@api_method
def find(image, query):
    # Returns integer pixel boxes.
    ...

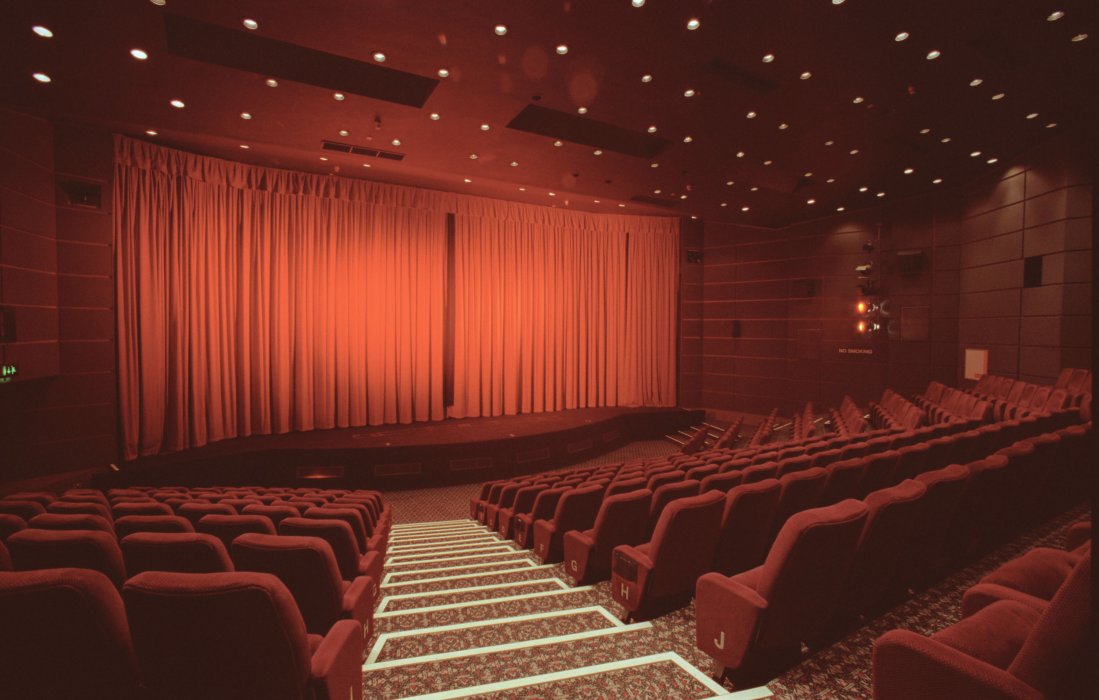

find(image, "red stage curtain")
[448,209,679,418]
[115,137,679,458]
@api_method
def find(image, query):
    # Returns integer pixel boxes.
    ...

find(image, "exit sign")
[0,364,17,384]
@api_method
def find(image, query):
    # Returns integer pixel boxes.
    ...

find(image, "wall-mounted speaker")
[896,249,925,276]
[731,320,742,338]
[1023,255,1043,288]
[0,307,15,343]
[686,249,703,264]
[58,180,102,209]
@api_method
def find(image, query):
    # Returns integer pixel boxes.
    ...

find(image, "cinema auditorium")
[1,1,1094,698]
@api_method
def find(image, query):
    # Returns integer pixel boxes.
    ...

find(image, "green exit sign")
[0,364,17,384]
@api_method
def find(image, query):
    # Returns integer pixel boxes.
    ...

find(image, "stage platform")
[103,407,703,490]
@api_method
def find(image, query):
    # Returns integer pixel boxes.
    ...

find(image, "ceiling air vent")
[321,140,404,161]
[507,105,668,158]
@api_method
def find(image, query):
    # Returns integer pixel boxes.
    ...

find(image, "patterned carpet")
[366,440,1089,699]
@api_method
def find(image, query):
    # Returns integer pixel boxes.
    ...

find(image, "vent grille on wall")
[507,105,668,158]
[322,140,405,161]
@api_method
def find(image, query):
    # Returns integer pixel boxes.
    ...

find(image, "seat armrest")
[358,550,382,584]
[872,629,1042,700]
[961,583,1048,619]
[342,575,376,638]
[310,619,364,700]
[694,572,768,669]
[613,544,654,572]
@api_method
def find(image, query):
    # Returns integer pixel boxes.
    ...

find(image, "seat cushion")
[932,600,1040,670]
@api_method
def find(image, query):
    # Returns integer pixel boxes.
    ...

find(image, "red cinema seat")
[242,504,303,529]
[905,464,971,585]
[771,467,828,536]
[711,479,783,577]
[648,479,701,530]
[0,513,27,541]
[279,517,380,584]
[7,529,127,587]
[604,477,647,498]
[28,513,115,536]
[742,461,780,484]
[0,568,142,699]
[700,470,745,494]
[696,500,869,680]
[469,481,498,519]
[817,458,867,506]
[646,469,686,491]
[121,532,234,575]
[857,450,902,497]
[834,480,927,622]
[124,571,363,700]
[3,492,55,507]
[231,534,375,639]
[948,456,1012,560]
[562,488,652,585]
[961,545,1085,617]
[0,500,46,521]
[112,501,174,519]
[611,490,725,619]
[496,485,545,540]
[873,550,1091,700]
[686,464,720,482]
[304,507,383,555]
[60,490,110,508]
[484,482,525,533]
[776,454,813,477]
[197,514,277,551]
[475,482,510,525]
[114,515,194,539]
[512,487,568,548]
[533,485,604,563]
[0,540,9,570]
[893,442,932,482]
[47,500,113,524]
[177,502,237,529]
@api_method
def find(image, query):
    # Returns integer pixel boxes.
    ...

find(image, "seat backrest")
[527,487,570,522]
[509,485,546,515]
[7,529,127,587]
[177,502,237,528]
[0,539,9,570]
[605,477,646,497]
[120,532,234,575]
[754,499,869,648]
[841,480,927,607]
[646,470,686,491]
[648,479,702,526]
[0,513,28,541]
[112,502,174,518]
[278,517,360,580]
[47,500,113,523]
[230,534,345,635]
[495,483,524,511]
[114,515,195,540]
[776,454,813,477]
[303,507,368,552]
[1009,550,1092,694]
[123,571,312,699]
[0,500,47,521]
[589,488,652,553]
[817,458,867,506]
[2,491,55,507]
[699,470,744,494]
[0,568,141,699]
[28,512,116,535]
[712,478,782,576]
[772,467,828,531]
[645,490,726,597]
[242,505,302,528]
[550,485,605,533]
[197,514,277,551]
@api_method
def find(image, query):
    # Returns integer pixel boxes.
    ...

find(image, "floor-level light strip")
[391,651,732,700]
[387,545,516,564]
[377,577,567,613]
[385,551,529,569]
[381,559,538,585]
[381,564,558,589]
[390,525,489,539]
[390,532,496,545]
[363,621,653,672]
[720,687,775,700]
[374,585,594,618]
[365,606,623,664]
[392,519,472,529]
[388,536,500,553]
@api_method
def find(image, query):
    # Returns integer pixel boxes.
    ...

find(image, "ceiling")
[1,0,1095,227]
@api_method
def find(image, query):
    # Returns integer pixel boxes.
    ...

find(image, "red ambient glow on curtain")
[114,137,679,459]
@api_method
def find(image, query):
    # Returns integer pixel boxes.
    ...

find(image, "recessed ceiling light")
[650,162,659,168]
[593,149,603,155]
[941,136,952,143]
[469,153,478,160]
[825,140,834,146]
[618,203,626,208]
[970,150,981,157]
[832,0,846,4]
[130,48,149,60]
[778,123,789,130]
[32,72,51,83]
[1026,112,1039,119]
[548,192,556,197]
[762,53,775,63]
[746,111,757,118]
[32,25,53,38]
[362,163,371,168]
[577,107,588,114]
[680,194,688,200]
[741,206,750,212]
[919,127,931,134]
[687,18,700,31]
[876,191,886,198]
[170,98,184,108]
[1047,11,1064,21]
[510,161,518,167]
[721,202,728,207]
[837,206,846,211]
[632,0,646,7]
[1071,33,1087,42]
[904,167,915,174]
[750,186,759,192]
[242,18,258,30]
[804,172,813,178]
[852,96,864,104]
[932,178,943,184]
[826,178,835,183]
[373,52,386,63]
[969,78,983,87]
[519,187,526,191]
[265,78,278,87]
[480,123,490,131]
[437,68,450,78]
[986,157,999,164]
[145,129,158,136]
[149,0,166,5]
[800,71,812,80]
[319,156,328,161]
[683,88,696,97]
[641,74,653,82]
[333,92,345,101]
[725,180,734,186]
[992,92,1005,100]
[1046,122,1058,128]
[849,148,859,155]
[429,113,440,120]
[392,139,401,146]
[926,49,941,60]
[647,125,657,133]
[683,136,693,143]
[464,178,472,183]
[494,24,508,36]
[553,140,563,147]
[239,144,250,149]
[763,159,773,165]
[859,186,869,192]
[556,44,569,55]
[895,31,910,42]
[240,112,252,120]
[736,151,745,158]
[807,198,816,205]
[338,129,349,136]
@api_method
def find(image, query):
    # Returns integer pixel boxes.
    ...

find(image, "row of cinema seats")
[917,382,996,424]
[967,370,1091,421]
[0,486,389,699]
[746,408,780,447]
[832,395,870,437]
[790,402,817,442]
[873,520,1092,700]
[870,389,928,431]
